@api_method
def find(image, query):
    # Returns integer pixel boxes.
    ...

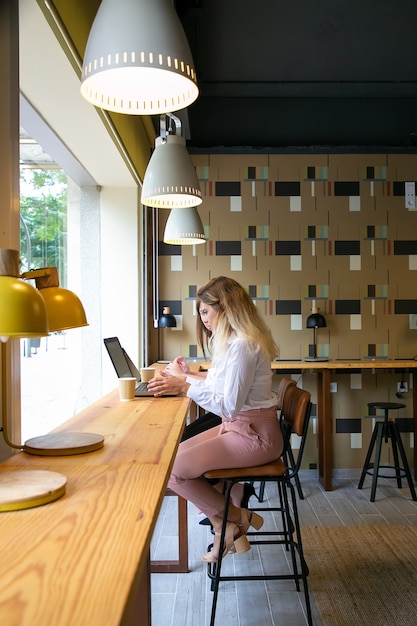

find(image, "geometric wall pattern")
[157,153,417,469]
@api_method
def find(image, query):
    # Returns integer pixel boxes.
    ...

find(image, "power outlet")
[397,382,408,393]
[405,182,416,209]
[330,382,338,393]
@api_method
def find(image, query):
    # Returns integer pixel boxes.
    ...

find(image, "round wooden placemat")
[0,470,67,511]
[24,432,105,456]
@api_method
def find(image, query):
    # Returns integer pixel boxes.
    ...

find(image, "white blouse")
[186,335,276,420]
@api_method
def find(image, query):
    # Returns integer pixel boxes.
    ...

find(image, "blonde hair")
[195,276,279,361]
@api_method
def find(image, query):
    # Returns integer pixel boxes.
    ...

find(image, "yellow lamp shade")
[39,287,88,332]
[20,267,88,333]
[0,276,48,338]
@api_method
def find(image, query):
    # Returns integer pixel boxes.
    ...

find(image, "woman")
[147,276,283,562]
[173,356,255,528]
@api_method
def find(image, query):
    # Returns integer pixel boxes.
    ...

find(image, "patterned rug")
[301,524,417,626]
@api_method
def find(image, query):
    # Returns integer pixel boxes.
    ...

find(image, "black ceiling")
[175,0,417,152]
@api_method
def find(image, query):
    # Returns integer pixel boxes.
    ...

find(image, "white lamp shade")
[80,0,198,114]
[141,134,202,208]
[163,207,206,245]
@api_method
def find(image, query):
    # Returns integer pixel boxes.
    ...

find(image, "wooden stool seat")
[358,402,417,502]
[205,458,286,482]
[367,401,406,412]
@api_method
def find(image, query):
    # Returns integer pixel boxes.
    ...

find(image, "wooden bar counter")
[0,390,189,626]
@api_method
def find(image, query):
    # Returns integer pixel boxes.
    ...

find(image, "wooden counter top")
[271,359,417,370]
[169,358,417,372]
[0,390,189,626]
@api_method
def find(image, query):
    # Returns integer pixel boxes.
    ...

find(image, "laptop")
[103,336,178,397]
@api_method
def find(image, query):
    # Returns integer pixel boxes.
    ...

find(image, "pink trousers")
[168,407,283,519]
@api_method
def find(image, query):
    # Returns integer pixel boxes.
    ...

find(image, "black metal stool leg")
[280,479,300,589]
[283,479,313,623]
[358,420,379,489]
[286,447,304,499]
[208,481,233,625]
[391,422,417,501]
[382,411,390,443]
[388,422,403,488]
[370,422,384,502]
[258,480,266,502]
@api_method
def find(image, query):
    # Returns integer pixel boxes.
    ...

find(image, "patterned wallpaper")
[154,153,417,471]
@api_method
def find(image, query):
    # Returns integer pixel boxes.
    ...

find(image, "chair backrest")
[281,385,311,437]
[280,385,312,476]
[276,376,297,410]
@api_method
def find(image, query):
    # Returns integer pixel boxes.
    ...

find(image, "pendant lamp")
[80,0,198,115]
[141,113,202,208]
[163,207,206,245]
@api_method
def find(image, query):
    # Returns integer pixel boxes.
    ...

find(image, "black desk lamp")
[155,306,177,362]
[305,307,328,361]
[158,306,177,328]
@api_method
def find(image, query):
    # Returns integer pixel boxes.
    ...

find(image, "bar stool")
[203,385,313,626]
[358,402,417,502]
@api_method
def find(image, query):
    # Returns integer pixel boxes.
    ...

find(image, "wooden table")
[271,360,417,490]
[0,390,189,626]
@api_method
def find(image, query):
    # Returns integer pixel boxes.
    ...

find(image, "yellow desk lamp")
[18,266,104,456]
[0,248,66,511]
[1,249,104,464]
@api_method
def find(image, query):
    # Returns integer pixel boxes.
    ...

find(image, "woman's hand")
[166,356,208,381]
[168,356,190,374]
[147,369,189,397]
[164,361,186,377]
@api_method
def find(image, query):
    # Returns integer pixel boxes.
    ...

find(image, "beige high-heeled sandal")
[237,508,264,535]
[214,509,263,558]
[201,521,250,563]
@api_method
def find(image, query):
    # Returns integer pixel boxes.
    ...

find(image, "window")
[19,131,85,441]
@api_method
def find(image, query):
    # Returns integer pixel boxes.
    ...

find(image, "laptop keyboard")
[136,382,149,393]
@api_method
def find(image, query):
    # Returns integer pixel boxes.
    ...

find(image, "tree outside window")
[19,157,83,442]
[20,168,67,281]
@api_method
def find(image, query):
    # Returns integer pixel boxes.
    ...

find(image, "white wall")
[100,186,143,393]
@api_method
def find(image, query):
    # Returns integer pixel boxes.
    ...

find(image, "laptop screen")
[104,337,135,379]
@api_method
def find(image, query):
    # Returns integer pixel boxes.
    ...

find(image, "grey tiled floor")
[150,469,417,626]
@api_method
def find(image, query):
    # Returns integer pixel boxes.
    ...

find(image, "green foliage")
[20,169,68,284]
